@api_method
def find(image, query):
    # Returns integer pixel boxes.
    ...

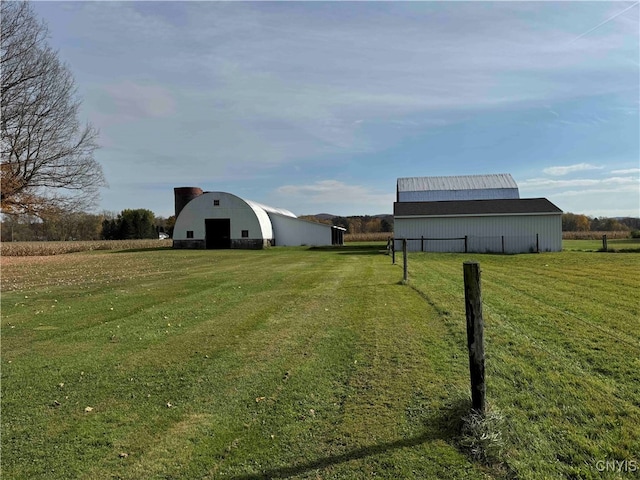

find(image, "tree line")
[0,209,175,242]
[562,213,639,232]
[302,213,638,235]
[2,210,638,242]
[299,215,394,234]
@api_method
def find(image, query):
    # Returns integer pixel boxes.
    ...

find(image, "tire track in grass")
[108,252,360,479]
[209,254,492,479]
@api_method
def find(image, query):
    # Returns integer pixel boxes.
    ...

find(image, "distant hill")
[310,213,392,220]
[314,213,337,221]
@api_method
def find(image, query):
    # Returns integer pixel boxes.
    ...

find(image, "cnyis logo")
[595,459,638,473]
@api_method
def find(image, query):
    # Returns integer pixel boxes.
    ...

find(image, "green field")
[2,245,639,479]
[563,237,640,252]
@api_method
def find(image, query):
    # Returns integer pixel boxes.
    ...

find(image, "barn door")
[205,219,231,249]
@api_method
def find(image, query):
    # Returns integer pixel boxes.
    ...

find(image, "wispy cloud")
[520,171,639,218]
[611,168,640,175]
[275,180,394,214]
[102,81,175,119]
[69,1,639,166]
[542,163,603,176]
[31,1,638,217]
[552,185,639,197]
[520,176,636,189]
[277,180,391,203]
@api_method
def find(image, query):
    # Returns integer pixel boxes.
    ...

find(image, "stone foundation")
[172,239,271,249]
[172,239,206,249]
[230,238,271,249]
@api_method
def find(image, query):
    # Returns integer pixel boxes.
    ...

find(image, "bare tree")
[1,1,105,217]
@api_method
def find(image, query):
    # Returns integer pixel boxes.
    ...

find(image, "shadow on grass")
[308,245,388,256]
[227,398,471,480]
[109,246,174,254]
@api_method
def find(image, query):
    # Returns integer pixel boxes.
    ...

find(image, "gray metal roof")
[394,198,562,217]
[397,174,518,193]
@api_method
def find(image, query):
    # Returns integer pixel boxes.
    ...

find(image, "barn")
[394,174,562,253]
[172,188,344,249]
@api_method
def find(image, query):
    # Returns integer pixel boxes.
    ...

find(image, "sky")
[31,0,640,218]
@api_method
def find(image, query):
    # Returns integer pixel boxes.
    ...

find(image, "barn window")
[214,199,220,206]
[186,230,194,238]
[241,230,249,238]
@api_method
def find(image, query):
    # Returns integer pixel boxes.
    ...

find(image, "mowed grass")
[403,250,640,479]
[1,245,639,479]
[563,237,640,252]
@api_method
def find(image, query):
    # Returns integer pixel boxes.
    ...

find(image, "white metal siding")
[268,213,332,246]
[395,214,562,253]
[174,191,335,247]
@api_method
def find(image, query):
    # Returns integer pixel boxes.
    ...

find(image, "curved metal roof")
[244,199,296,219]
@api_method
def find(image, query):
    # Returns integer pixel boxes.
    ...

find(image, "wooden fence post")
[536,233,540,253]
[602,234,608,251]
[464,235,468,253]
[421,235,424,252]
[463,261,486,415]
[501,235,505,254]
[402,238,408,283]
[392,240,396,264]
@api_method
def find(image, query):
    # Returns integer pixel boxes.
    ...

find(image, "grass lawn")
[563,237,640,252]
[2,245,639,479]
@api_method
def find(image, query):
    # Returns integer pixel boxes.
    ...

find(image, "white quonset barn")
[394,174,562,253]
[172,188,344,249]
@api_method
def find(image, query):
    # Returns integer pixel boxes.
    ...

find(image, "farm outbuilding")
[172,188,344,249]
[394,174,562,253]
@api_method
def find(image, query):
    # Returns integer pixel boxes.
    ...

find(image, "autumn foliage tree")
[1,1,105,217]
[562,213,591,232]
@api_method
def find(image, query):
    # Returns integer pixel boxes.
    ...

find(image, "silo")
[174,187,203,218]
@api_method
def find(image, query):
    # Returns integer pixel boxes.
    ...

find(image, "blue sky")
[32,1,639,218]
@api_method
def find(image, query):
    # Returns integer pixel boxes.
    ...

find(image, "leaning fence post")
[402,238,408,283]
[463,261,486,415]
[602,234,608,252]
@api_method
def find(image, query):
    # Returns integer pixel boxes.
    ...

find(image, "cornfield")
[0,239,172,256]
[561,231,631,240]
[1,232,630,255]
[344,232,393,243]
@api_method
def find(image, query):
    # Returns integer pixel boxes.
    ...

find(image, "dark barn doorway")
[205,218,231,249]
